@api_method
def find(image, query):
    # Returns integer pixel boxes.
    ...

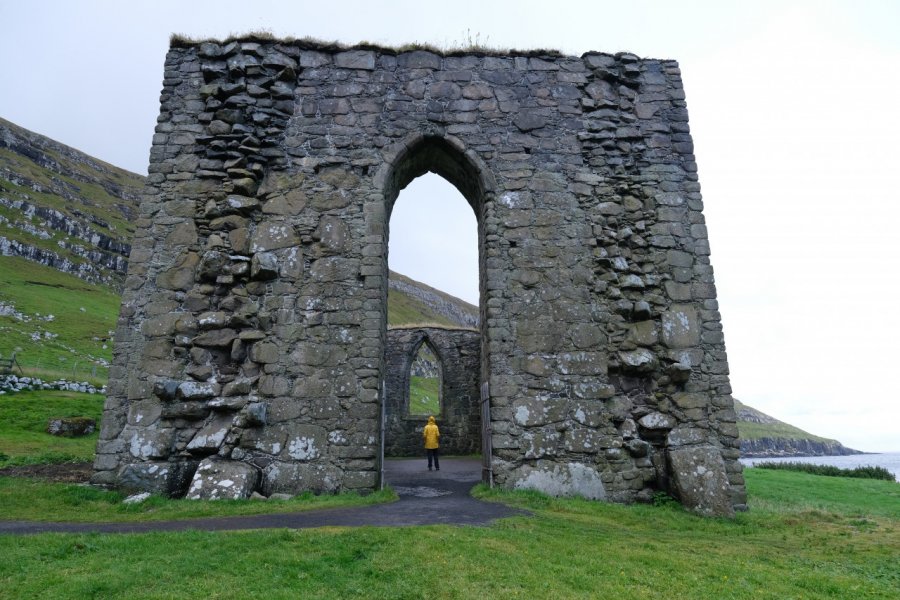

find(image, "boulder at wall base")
[667,445,734,517]
[186,458,259,500]
[115,460,197,496]
[508,460,607,500]
[261,460,342,496]
[47,417,96,437]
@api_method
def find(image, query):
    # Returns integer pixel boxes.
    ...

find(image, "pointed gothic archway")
[376,133,496,489]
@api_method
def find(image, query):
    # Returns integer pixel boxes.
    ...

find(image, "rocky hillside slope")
[0,117,143,291]
[388,270,478,328]
[735,399,861,457]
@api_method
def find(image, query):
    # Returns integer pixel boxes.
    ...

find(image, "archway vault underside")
[93,39,745,517]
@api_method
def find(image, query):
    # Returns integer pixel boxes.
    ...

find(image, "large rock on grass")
[47,417,96,437]
[668,446,733,517]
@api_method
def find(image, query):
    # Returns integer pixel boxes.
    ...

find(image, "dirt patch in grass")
[0,461,92,483]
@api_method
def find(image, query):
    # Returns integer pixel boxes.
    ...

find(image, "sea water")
[740,452,900,481]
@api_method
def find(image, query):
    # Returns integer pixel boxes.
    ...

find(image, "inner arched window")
[408,340,441,417]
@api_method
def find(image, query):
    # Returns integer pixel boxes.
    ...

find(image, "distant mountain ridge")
[0,117,143,291]
[735,399,861,457]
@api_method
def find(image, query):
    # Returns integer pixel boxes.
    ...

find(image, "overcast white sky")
[2,0,898,452]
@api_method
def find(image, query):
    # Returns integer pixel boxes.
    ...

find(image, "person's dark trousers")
[427,449,440,470]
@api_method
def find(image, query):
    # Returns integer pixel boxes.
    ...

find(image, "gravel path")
[0,457,525,535]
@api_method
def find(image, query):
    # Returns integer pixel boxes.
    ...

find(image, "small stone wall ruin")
[383,327,481,457]
[93,38,745,516]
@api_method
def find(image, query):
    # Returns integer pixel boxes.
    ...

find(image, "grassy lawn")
[0,389,103,463]
[0,471,897,598]
[0,477,396,523]
[0,390,897,598]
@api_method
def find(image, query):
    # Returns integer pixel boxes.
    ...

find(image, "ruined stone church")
[93,37,744,516]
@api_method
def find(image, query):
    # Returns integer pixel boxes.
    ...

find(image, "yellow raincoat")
[423,416,440,449]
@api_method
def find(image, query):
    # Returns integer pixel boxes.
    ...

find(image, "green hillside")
[388,270,478,329]
[0,255,119,383]
[0,117,143,291]
[388,287,461,327]
[0,146,139,238]
[737,418,832,443]
[733,399,832,442]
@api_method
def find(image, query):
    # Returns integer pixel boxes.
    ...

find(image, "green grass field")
[0,389,898,598]
[0,389,103,464]
[0,473,896,598]
[0,256,119,383]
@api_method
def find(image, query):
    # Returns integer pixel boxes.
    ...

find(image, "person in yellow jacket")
[423,415,440,471]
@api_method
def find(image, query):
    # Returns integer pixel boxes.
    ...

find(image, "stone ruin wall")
[93,38,745,515]
[384,327,481,457]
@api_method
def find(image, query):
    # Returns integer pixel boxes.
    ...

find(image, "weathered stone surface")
[668,446,734,517]
[186,458,259,500]
[618,349,658,374]
[334,50,376,70]
[126,426,173,459]
[673,392,708,410]
[261,460,342,495]
[177,381,220,399]
[155,252,198,290]
[186,414,233,453]
[225,194,260,214]
[117,462,172,493]
[197,251,229,281]
[96,40,741,516]
[250,221,299,252]
[661,305,701,348]
[638,412,676,431]
[251,252,278,279]
[192,329,237,348]
[628,321,658,346]
[47,417,95,437]
[509,460,606,500]
[117,460,195,496]
[123,492,151,504]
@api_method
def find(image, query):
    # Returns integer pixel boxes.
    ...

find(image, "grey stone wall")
[384,327,480,457]
[93,39,744,515]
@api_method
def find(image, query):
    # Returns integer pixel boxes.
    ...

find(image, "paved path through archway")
[0,458,524,535]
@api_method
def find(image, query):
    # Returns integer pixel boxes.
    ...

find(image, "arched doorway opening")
[377,135,492,491]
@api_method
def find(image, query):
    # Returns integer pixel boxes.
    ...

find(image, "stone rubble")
[0,375,106,395]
